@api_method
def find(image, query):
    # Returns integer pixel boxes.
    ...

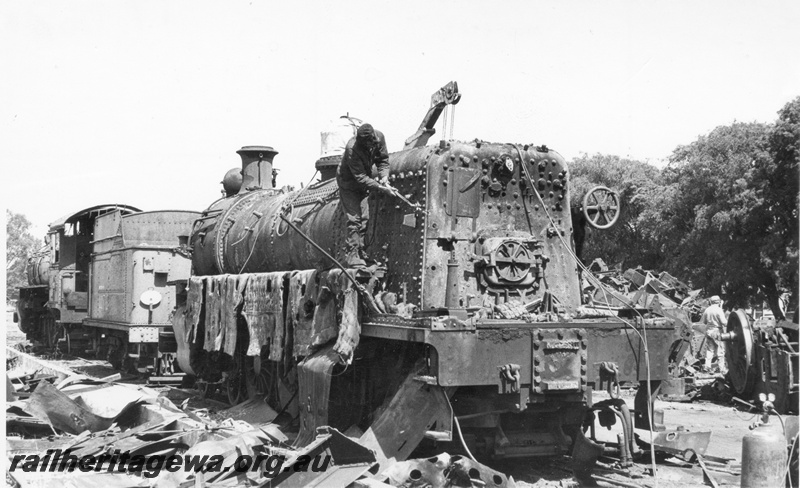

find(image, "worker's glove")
[378,176,389,185]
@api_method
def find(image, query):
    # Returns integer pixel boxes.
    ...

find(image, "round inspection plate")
[140,289,162,307]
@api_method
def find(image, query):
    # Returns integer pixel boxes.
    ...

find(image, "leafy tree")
[761,97,800,314]
[658,109,798,319]
[569,154,664,269]
[6,210,41,302]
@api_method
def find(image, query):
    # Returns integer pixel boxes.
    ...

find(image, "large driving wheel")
[724,310,755,396]
[582,186,620,229]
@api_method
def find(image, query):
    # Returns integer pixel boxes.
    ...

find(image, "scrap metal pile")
[582,259,698,372]
[582,259,799,414]
[5,346,520,488]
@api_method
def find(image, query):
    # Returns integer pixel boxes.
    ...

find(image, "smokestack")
[237,146,278,193]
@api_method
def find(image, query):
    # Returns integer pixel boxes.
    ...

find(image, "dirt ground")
[4,315,762,487]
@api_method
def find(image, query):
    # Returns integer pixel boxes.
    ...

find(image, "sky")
[2,0,799,240]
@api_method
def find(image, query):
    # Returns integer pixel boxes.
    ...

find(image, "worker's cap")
[357,123,376,140]
[709,295,721,304]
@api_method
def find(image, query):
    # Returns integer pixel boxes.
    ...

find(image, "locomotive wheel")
[245,355,276,402]
[198,380,216,399]
[582,186,620,229]
[44,317,61,349]
[225,350,247,406]
[108,342,126,371]
[724,309,755,396]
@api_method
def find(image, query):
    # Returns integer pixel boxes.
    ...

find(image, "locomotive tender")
[178,82,679,464]
[15,205,200,377]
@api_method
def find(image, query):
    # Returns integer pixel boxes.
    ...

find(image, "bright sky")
[2,0,799,239]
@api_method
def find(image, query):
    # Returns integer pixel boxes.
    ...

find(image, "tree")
[658,109,798,319]
[6,210,41,302]
[569,154,664,269]
[760,97,800,314]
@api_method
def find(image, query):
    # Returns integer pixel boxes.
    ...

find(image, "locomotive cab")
[16,204,141,347]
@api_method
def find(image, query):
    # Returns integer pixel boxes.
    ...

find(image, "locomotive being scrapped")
[177,83,681,466]
[15,205,200,378]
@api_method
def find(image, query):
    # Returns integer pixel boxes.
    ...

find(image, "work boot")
[345,250,366,268]
[359,249,376,265]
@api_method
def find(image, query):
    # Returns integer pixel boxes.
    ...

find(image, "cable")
[514,144,659,486]
[442,105,449,142]
[772,410,787,437]
[785,433,798,488]
[275,170,319,238]
[449,105,456,141]
[453,415,477,462]
[238,170,321,273]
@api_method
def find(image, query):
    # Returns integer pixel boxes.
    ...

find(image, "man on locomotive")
[336,123,398,267]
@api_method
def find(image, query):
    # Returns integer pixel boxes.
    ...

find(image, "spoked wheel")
[582,186,621,229]
[197,380,218,399]
[245,355,280,404]
[44,317,63,350]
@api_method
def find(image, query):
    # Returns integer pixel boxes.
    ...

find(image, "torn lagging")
[242,272,286,358]
[203,275,224,352]
[285,269,315,362]
[309,270,339,350]
[331,269,361,364]
[221,274,247,356]
[185,276,205,343]
[292,270,320,358]
[308,269,361,364]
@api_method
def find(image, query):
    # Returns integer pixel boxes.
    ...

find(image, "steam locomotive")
[15,205,200,378]
[175,82,681,464]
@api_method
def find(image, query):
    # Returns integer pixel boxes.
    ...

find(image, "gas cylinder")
[741,420,788,488]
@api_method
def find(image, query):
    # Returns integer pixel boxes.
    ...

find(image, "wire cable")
[513,144,659,486]
[453,415,477,462]
[449,105,456,141]
[785,433,798,488]
[238,170,320,273]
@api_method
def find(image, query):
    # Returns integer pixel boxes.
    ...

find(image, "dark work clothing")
[339,186,369,253]
[336,130,389,191]
[336,129,389,259]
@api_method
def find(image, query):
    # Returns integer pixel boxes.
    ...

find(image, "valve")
[582,186,620,229]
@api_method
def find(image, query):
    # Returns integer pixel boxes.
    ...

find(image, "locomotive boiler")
[177,83,679,467]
